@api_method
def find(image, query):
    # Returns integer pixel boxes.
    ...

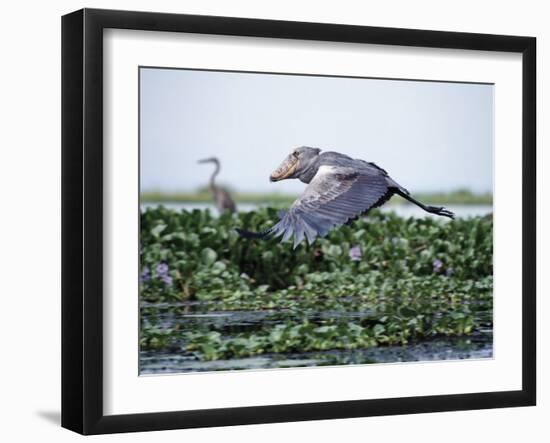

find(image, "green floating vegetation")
[140,188,492,206]
[140,207,493,361]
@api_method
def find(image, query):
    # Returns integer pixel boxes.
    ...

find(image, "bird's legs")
[395,190,455,219]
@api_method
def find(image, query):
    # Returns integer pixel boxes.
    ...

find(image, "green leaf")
[373,324,386,336]
[201,248,218,265]
[212,261,227,273]
[151,224,167,238]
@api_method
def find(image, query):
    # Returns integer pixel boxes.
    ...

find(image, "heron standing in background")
[198,157,236,213]
[237,146,454,248]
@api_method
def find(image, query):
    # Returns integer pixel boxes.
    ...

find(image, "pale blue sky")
[140,68,493,195]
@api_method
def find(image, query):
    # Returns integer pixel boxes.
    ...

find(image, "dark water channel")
[140,301,492,375]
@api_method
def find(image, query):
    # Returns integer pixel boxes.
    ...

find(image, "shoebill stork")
[198,157,236,214]
[237,147,454,248]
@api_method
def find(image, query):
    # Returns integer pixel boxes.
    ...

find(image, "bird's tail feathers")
[387,177,409,195]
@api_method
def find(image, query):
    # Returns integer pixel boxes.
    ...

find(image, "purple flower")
[156,262,169,276]
[161,274,173,286]
[156,262,173,286]
[432,259,443,273]
[140,266,151,283]
[349,245,362,262]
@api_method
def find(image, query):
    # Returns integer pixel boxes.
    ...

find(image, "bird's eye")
[292,151,299,158]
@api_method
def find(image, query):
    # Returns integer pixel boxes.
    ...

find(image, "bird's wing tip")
[235,227,271,239]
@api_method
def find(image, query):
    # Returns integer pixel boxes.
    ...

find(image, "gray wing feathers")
[268,166,390,248]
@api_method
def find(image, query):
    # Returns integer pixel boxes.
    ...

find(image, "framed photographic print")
[61,8,536,435]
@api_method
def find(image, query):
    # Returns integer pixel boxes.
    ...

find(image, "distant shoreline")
[140,190,493,206]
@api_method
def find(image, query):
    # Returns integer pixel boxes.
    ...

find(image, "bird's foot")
[426,205,455,219]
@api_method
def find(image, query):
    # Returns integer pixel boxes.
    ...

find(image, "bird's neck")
[298,158,321,184]
[209,162,220,190]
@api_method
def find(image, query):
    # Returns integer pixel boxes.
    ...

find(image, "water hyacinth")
[156,262,173,286]
[140,266,151,283]
[432,259,443,273]
[139,207,493,367]
[349,245,362,261]
[156,262,169,276]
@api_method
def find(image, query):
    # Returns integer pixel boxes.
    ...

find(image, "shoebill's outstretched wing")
[237,165,392,248]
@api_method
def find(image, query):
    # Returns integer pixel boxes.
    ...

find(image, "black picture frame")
[62,8,536,435]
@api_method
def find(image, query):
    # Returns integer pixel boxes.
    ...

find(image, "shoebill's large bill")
[237,146,454,248]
